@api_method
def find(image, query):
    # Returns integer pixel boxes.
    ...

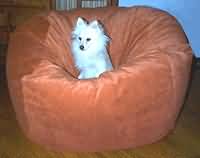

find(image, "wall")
[119,0,200,57]
[11,0,50,26]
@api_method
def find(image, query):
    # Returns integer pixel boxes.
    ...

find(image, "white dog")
[71,17,113,79]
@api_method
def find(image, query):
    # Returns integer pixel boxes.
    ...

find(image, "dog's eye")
[86,38,91,42]
[78,37,82,41]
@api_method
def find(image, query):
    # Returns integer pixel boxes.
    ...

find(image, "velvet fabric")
[6,6,193,152]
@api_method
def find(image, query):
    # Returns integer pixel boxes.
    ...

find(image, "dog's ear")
[89,20,99,28]
[90,20,104,32]
[76,17,86,27]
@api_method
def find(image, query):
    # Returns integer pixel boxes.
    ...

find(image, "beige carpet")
[0,69,200,158]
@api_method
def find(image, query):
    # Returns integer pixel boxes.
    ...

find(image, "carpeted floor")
[0,58,200,157]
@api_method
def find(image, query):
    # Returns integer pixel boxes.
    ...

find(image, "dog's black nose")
[80,45,84,50]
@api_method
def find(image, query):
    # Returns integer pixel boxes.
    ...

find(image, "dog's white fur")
[71,17,113,79]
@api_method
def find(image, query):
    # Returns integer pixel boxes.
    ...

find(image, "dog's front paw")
[78,73,84,79]
[78,71,100,79]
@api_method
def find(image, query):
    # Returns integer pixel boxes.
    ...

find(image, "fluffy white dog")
[71,17,113,79]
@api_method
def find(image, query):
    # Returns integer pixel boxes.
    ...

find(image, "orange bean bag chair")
[7,6,193,152]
